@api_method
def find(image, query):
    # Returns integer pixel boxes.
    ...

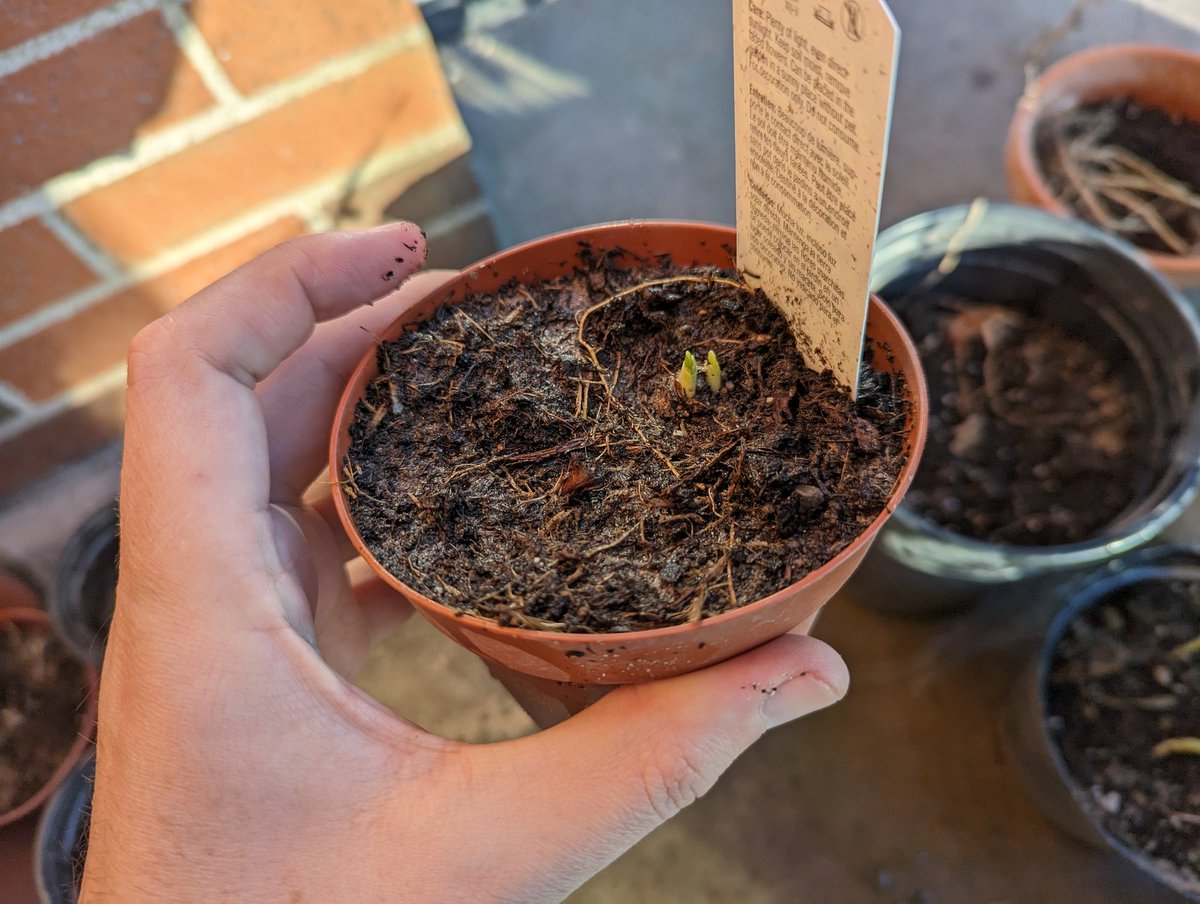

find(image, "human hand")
[85,224,849,903]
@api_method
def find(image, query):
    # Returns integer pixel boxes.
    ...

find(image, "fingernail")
[760,670,848,729]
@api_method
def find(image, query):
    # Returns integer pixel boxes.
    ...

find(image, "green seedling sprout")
[1152,737,1200,759]
[677,351,697,398]
[705,350,721,393]
[1170,633,1200,661]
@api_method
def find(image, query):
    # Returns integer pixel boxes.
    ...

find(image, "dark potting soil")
[345,255,910,632]
[0,622,88,813]
[884,291,1152,546]
[1037,98,1200,255]
[1046,579,1200,886]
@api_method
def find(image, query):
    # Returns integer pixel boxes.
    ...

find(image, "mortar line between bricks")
[421,197,493,241]
[0,122,469,352]
[0,365,128,446]
[304,209,337,233]
[0,384,34,416]
[0,23,430,231]
[0,0,159,80]
[0,280,121,351]
[158,0,243,106]
[38,209,124,279]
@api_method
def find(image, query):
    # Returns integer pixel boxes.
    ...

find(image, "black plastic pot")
[49,503,118,668]
[33,750,93,904]
[850,203,1200,616]
[1005,545,1200,901]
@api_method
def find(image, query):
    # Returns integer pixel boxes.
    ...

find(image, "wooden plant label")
[733,0,899,395]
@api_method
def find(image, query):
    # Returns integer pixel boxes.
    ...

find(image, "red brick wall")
[0,0,470,498]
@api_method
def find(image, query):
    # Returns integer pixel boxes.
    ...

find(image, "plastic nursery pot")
[0,609,98,829]
[34,750,93,904]
[847,202,1200,617]
[49,502,119,668]
[1005,546,1200,901]
[1006,43,1200,288]
[330,221,928,726]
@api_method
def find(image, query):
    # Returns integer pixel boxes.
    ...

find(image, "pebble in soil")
[345,254,910,633]
[1046,579,1200,888]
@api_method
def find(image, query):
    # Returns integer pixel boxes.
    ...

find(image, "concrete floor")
[446,0,1200,243]
[4,0,1200,901]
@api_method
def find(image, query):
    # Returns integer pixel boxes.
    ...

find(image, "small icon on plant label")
[841,0,864,40]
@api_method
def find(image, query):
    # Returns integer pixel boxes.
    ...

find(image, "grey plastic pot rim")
[877,475,1200,583]
[870,202,1200,584]
[33,749,93,904]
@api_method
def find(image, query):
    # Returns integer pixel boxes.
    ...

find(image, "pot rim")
[1033,546,1200,900]
[329,219,927,645]
[50,501,119,668]
[33,748,95,904]
[0,607,98,829]
[872,202,1200,579]
[1007,42,1200,277]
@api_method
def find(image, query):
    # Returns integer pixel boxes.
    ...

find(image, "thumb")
[477,632,847,901]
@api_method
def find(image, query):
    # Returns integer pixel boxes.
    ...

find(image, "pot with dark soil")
[1006,546,1200,901]
[50,502,119,668]
[34,750,93,904]
[0,608,97,828]
[1007,43,1200,287]
[331,221,927,724]
[848,203,1200,615]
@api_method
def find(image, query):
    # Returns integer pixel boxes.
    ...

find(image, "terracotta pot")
[0,562,42,612]
[0,609,98,829]
[330,221,927,721]
[1006,43,1200,288]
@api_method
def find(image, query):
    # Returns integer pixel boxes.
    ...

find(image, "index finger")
[143,222,427,388]
[120,223,427,582]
